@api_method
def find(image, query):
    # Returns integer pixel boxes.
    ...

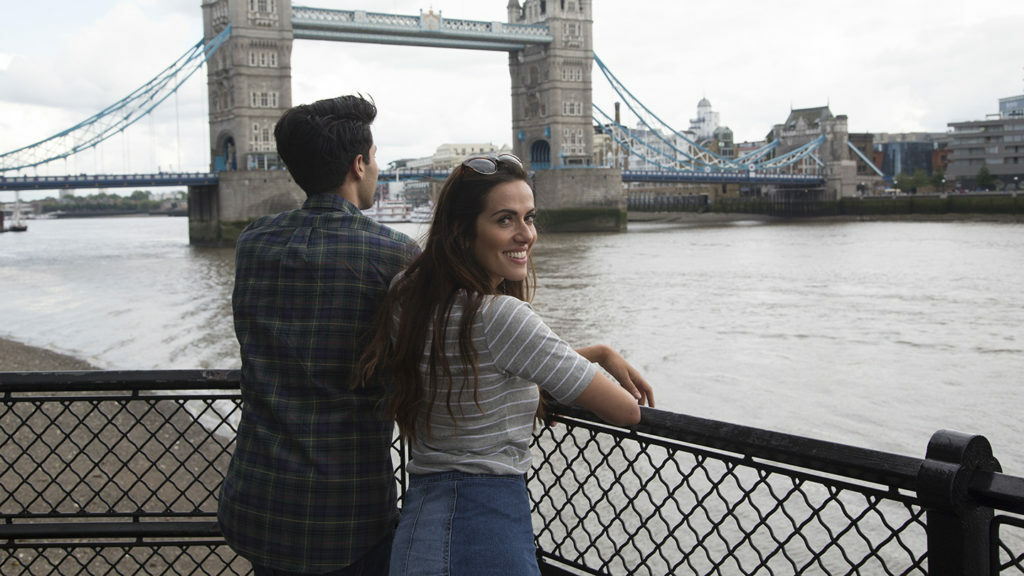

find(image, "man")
[219,95,420,575]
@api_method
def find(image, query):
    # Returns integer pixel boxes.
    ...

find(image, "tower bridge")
[1,1,877,244]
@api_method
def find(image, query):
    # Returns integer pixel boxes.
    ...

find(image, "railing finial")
[918,429,1002,575]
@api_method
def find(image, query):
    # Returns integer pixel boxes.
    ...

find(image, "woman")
[361,153,654,575]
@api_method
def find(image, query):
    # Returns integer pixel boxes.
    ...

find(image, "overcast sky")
[2,0,1023,198]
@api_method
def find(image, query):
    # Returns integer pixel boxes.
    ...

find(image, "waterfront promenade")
[0,336,96,371]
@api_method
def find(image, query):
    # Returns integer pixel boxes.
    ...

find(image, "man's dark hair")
[274,95,377,196]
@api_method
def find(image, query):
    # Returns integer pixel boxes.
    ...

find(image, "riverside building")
[946,94,1024,190]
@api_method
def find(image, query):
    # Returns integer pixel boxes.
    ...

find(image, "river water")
[1,215,1022,471]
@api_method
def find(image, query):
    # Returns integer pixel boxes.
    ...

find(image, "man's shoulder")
[356,222,421,260]
[358,220,415,244]
[239,208,300,234]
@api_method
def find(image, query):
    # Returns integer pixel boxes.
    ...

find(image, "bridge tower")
[193,0,303,245]
[201,0,293,172]
[771,106,861,200]
[507,0,625,231]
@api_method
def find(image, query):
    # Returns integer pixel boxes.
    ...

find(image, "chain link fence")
[3,371,1023,575]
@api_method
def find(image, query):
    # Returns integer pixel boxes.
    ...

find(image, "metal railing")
[3,371,1023,575]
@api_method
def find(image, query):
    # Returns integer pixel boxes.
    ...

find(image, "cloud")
[2,4,195,111]
[4,0,1024,179]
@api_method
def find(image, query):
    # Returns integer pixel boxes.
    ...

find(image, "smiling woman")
[357,153,653,575]
[472,179,536,288]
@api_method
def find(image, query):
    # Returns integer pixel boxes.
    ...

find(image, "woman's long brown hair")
[359,158,535,442]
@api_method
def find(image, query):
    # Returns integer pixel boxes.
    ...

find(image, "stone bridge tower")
[507,0,592,169]
[507,0,625,231]
[193,0,303,245]
[201,0,293,172]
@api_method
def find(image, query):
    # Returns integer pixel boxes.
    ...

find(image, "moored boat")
[362,199,411,223]
[3,191,28,232]
[409,203,433,224]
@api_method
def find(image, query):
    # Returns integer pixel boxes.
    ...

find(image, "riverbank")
[0,336,97,371]
[627,210,1022,224]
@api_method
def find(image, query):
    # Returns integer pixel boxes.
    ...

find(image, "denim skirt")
[389,471,541,576]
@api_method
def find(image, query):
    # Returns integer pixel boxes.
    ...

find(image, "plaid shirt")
[219,193,419,572]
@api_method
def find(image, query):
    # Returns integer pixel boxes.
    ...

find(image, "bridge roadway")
[0,169,825,192]
[0,172,219,192]
[290,6,553,51]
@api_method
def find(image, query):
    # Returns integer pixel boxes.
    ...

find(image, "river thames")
[1,215,1022,471]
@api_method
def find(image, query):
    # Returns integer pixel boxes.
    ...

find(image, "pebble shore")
[0,336,97,371]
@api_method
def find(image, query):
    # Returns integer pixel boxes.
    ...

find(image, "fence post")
[917,430,1002,576]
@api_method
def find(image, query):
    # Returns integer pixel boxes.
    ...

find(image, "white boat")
[409,203,433,224]
[5,191,28,232]
[362,199,410,223]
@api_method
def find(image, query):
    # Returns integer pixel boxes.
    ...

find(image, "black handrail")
[3,370,1023,575]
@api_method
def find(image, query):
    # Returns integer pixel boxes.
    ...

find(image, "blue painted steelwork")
[594,54,825,175]
[846,140,886,177]
[594,104,696,172]
[595,102,825,178]
[0,172,218,192]
[0,27,231,174]
[595,55,749,169]
[379,164,824,186]
[291,6,551,51]
[755,134,826,170]
[378,168,450,181]
[622,169,824,186]
[0,9,826,190]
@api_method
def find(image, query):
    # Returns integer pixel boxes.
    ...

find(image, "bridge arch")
[215,134,237,172]
[530,140,551,169]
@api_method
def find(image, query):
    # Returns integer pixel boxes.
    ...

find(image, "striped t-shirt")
[405,294,596,475]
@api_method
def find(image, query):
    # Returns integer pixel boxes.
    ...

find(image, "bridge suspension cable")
[0,26,231,174]
[592,53,824,174]
[593,103,683,170]
[593,53,744,170]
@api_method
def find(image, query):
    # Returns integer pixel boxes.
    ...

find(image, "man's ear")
[351,153,366,180]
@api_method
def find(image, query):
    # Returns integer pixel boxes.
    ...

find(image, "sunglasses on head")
[461,153,524,175]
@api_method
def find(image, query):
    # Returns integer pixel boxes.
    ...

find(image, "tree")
[894,170,928,193]
[929,171,946,191]
[976,164,997,191]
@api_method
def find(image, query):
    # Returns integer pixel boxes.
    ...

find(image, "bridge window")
[562,128,585,156]
[562,22,583,48]
[249,0,276,13]
[252,122,275,153]
[562,100,584,116]
[212,3,229,28]
[561,66,583,82]
[248,154,285,171]
[250,91,280,108]
[248,50,279,68]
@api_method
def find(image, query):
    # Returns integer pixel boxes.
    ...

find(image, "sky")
[2,0,1023,200]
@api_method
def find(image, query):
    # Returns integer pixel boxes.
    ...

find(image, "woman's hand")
[576,345,655,408]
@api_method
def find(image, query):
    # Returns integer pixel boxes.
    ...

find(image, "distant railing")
[290,6,552,51]
[2,371,1023,575]
[0,172,219,191]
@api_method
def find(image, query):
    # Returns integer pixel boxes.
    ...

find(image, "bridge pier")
[188,171,303,246]
[532,168,626,232]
